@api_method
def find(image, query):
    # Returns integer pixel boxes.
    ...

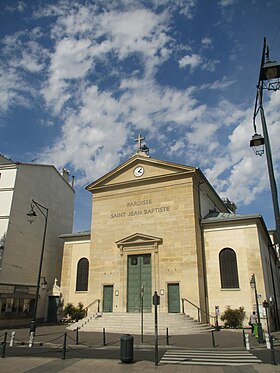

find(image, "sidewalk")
[1,323,277,349]
[1,356,279,373]
[0,324,279,373]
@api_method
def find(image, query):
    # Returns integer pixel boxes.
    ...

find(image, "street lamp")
[26,199,48,334]
[250,37,280,248]
[250,274,264,343]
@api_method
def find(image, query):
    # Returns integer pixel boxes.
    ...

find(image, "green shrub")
[220,306,246,328]
[63,302,86,321]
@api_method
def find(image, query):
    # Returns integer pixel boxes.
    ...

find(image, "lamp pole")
[250,37,280,247]
[250,37,280,331]
[257,79,280,248]
[250,274,264,343]
[27,199,48,334]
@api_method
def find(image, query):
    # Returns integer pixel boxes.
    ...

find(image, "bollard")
[62,333,67,359]
[29,332,35,347]
[166,327,169,345]
[9,331,16,347]
[103,328,106,346]
[1,332,8,358]
[245,334,250,350]
[242,329,246,347]
[211,330,216,348]
[265,333,271,349]
[270,336,277,366]
[76,327,79,345]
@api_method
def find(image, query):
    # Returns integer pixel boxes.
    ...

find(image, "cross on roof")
[135,134,145,152]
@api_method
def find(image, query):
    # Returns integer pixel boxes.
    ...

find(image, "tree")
[63,302,86,321]
[220,306,246,328]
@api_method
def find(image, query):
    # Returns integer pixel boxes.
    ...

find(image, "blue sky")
[1,0,280,232]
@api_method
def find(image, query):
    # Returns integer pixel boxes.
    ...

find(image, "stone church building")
[60,139,280,330]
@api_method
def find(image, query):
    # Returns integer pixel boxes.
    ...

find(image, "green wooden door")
[168,283,180,313]
[127,254,151,313]
[103,285,113,312]
[47,296,59,323]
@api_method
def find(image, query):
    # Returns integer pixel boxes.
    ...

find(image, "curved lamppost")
[250,37,280,248]
[250,37,280,330]
[26,199,48,334]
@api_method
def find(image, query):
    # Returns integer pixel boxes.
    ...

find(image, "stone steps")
[68,313,212,335]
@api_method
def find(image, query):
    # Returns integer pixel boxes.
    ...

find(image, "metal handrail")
[181,298,215,324]
[84,299,101,316]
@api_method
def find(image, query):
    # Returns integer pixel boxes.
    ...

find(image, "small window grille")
[143,255,150,265]
[131,257,138,265]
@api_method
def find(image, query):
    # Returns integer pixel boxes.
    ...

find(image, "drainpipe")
[197,181,209,323]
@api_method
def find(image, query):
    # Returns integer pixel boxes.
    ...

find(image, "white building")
[0,154,75,327]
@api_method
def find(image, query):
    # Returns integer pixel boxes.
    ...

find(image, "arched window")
[76,258,89,291]
[219,248,239,289]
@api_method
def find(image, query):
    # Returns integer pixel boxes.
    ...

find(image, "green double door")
[127,254,152,313]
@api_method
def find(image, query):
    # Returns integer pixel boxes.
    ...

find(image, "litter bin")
[120,334,134,363]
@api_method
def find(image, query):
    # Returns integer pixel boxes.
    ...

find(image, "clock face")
[134,166,144,177]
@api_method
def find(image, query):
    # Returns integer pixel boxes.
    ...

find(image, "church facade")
[60,145,280,329]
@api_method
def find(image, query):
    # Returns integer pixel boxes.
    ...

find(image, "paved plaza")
[0,324,280,372]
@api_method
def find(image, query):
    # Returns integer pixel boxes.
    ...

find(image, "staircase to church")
[67,312,212,335]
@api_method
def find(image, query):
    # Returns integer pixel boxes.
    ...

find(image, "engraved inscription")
[111,199,171,219]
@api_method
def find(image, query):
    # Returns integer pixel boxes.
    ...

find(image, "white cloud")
[41,38,94,113]
[202,92,280,208]
[154,0,197,18]
[167,140,185,156]
[204,156,232,188]
[40,6,171,115]
[5,1,26,13]
[218,0,237,6]
[179,53,203,70]
[0,30,47,113]
[0,64,30,113]
[208,77,235,90]
[40,84,130,183]
[2,32,46,73]
[201,37,212,48]
[202,59,220,72]
[1,0,279,223]
[179,53,219,72]
[220,157,268,205]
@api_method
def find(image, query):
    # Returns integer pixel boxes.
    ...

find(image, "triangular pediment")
[116,232,162,248]
[86,155,196,192]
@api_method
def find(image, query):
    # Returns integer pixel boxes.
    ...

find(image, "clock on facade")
[133,166,144,177]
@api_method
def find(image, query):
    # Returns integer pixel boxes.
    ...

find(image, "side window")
[76,258,89,291]
[219,248,239,289]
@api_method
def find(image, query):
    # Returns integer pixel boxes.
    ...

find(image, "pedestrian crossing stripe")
[160,350,262,366]
[164,351,254,356]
